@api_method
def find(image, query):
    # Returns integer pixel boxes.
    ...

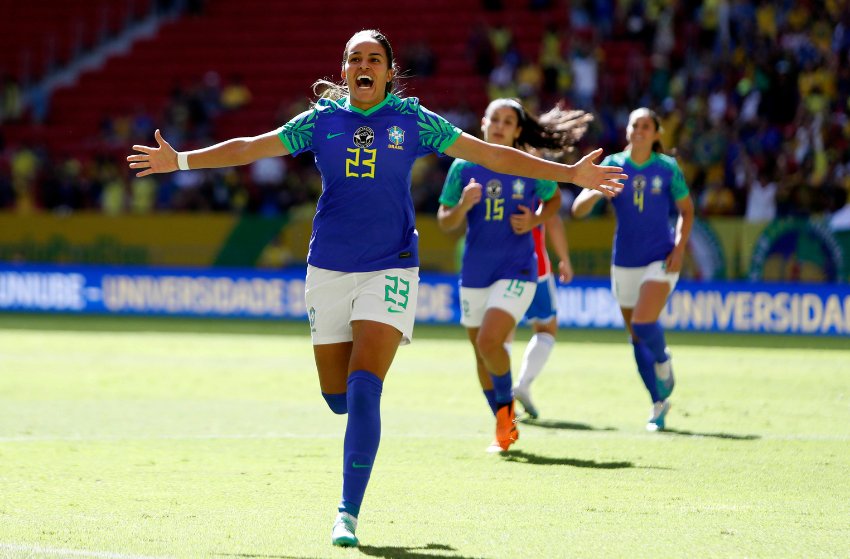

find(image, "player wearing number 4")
[128,30,625,548]
[572,107,694,432]
[437,98,593,452]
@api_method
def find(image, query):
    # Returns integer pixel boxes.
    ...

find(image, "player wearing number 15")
[437,99,595,453]
[127,30,625,548]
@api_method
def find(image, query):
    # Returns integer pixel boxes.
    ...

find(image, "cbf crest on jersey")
[651,175,663,194]
[486,179,503,199]
[354,126,374,148]
[633,175,647,192]
[387,125,405,151]
[511,178,526,199]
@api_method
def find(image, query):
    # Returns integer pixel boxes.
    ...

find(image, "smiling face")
[481,103,522,147]
[341,32,394,110]
[626,109,660,154]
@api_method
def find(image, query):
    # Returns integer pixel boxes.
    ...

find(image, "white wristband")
[177,152,190,171]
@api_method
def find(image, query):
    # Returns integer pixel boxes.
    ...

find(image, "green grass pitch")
[0,314,848,559]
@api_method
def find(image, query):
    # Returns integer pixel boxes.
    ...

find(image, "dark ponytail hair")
[485,98,592,157]
[627,107,664,153]
[312,29,401,103]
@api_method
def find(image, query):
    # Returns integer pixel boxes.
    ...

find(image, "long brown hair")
[485,98,592,157]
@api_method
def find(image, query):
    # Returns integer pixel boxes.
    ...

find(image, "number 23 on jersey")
[346,148,377,178]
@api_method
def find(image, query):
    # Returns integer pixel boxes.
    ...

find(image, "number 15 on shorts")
[384,275,410,313]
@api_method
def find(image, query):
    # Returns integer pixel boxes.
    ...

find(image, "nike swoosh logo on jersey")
[326,132,345,139]
[387,307,404,314]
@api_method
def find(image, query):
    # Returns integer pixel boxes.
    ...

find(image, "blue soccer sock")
[322,392,348,415]
[632,321,669,363]
[338,369,383,518]
[489,370,514,406]
[483,389,498,415]
[632,340,661,403]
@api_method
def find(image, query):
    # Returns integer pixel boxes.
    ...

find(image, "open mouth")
[355,75,374,89]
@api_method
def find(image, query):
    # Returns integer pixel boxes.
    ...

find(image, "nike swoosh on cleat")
[351,462,371,469]
[327,132,345,139]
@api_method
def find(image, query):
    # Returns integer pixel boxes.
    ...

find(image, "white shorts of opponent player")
[460,279,537,328]
[305,265,419,345]
[524,274,557,324]
[611,260,679,308]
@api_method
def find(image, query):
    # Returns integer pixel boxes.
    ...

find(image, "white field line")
[0,542,171,559]
[0,432,848,443]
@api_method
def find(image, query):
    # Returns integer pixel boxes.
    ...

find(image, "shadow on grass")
[501,449,634,469]
[661,428,760,440]
[518,417,617,432]
[359,542,483,559]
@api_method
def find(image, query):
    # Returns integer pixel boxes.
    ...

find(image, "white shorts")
[305,265,419,346]
[611,261,679,308]
[459,279,537,328]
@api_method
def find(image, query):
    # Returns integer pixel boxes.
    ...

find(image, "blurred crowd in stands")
[1,0,849,228]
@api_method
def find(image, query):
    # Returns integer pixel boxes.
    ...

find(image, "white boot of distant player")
[514,332,555,419]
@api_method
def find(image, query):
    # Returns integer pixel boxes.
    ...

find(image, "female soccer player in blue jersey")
[128,30,625,547]
[437,99,590,452]
[572,107,694,432]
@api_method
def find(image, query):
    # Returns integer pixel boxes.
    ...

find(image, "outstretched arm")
[127,129,288,177]
[444,133,626,198]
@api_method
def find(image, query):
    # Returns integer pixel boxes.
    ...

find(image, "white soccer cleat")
[514,385,539,419]
[646,400,671,432]
[486,440,504,453]
[331,511,358,547]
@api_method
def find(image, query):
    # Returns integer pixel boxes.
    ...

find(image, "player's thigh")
[349,320,402,381]
[633,261,679,322]
[313,342,352,394]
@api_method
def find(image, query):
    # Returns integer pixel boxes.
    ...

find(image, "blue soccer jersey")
[603,151,690,267]
[439,160,558,287]
[277,94,460,272]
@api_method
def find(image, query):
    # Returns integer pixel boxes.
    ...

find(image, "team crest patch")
[486,179,503,199]
[651,175,663,194]
[512,178,526,199]
[387,125,405,150]
[633,175,647,192]
[353,126,374,148]
[308,306,316,333]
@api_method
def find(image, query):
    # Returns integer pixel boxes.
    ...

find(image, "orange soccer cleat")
[495,400,520,451]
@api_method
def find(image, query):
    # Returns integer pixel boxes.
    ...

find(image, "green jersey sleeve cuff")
[277,130,295,154]
[436,127,462,153]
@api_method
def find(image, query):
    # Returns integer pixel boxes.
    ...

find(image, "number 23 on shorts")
[384,275,409,313]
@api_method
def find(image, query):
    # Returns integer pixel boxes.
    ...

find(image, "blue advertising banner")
[1,264,848,336]
[556,278,850,336]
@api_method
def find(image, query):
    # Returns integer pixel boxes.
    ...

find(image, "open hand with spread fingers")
[126,129,179,177]
[571,148,627,198]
